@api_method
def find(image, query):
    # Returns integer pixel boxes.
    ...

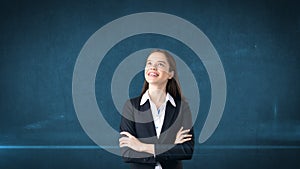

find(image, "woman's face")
[144,52,174,87]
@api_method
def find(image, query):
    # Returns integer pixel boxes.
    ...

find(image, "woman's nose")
[149,65,157,70]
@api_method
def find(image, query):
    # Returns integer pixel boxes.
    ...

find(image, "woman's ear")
[169,71,174,79]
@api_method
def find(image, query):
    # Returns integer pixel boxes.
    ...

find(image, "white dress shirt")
[140,90,176,169]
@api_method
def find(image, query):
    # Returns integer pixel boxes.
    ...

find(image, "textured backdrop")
[0,0,299,168]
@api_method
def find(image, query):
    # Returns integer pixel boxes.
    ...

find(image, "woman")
[119,49,194,169]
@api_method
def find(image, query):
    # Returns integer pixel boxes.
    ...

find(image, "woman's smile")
[147,71,159,77]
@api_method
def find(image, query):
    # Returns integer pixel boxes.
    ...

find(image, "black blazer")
[120,96,194,169]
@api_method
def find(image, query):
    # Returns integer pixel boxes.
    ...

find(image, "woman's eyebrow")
[146,60,166,64]
[157,61,167,64]
[146,59,167,65]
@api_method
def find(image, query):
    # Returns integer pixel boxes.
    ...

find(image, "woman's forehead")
[147,52,168,62]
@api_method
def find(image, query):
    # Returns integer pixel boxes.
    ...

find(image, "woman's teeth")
[149,72,158,77]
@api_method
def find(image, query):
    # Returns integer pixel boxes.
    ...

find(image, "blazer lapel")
[161,101,177,134]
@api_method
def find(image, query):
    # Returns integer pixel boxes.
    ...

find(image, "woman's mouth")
[148,72,159,77]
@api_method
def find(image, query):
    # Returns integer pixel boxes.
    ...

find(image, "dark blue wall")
[0,0,299,168]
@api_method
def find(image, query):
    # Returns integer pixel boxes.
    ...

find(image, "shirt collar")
[140,90,176,107]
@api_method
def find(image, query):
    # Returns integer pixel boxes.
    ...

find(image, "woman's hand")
[119,131,154,154]
[119,131,143,152]
[175,127,192,144]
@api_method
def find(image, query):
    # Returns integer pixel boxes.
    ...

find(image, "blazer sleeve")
[155,100,194,161]
[119,99,156,164]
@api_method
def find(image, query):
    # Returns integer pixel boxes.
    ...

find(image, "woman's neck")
[148,85,167,108]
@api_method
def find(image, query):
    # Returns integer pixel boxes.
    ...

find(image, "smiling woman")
[119,49,194,169]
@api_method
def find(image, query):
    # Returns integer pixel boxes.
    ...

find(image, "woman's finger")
[119,137,129,142]
[182,134,192,138]
[177,129,190,137]
[119,139,127,145]
[119,137,132,148]
[181,138,192,143]
[175,133,192,144]
[120,131,133,138]
[177,137,192,144]
[177,129,191,138]
[180,129,191,134]
[119,142,129,148]
[176,127,183,137]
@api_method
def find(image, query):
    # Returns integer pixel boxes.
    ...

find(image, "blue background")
[0,0,299,168]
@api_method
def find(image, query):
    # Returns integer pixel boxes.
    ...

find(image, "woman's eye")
[158,63,165,67]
